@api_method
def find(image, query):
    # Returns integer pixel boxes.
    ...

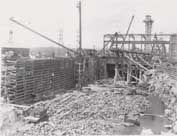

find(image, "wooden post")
[139,69,142,81]
[127,64,131,83]
[78,62,82,90]
[114,63,118,85]
[104,60,107,79]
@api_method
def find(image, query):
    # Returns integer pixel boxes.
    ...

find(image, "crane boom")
[9,17,78,55]
[120,15,134,49]
[96,15,135,55]
[124,15,134,40]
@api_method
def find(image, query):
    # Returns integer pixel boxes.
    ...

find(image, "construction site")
[1,1,177,135]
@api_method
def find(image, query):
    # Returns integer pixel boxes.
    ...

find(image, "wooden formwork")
[2,56,75,104]
[1,47,103,104]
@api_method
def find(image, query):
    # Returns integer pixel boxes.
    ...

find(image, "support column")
[103,61,107,79]
[114,63,119,85]
[139,69,142,81]
[127,64,131,83]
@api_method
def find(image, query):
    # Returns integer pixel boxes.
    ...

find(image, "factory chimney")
[143,15,154,52]
[8,30,13,43]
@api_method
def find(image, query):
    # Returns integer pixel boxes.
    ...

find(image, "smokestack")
[143,15,154,52]
[143,15,154,40]
[9,30,13,43]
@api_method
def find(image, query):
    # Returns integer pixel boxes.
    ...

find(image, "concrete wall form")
[2,58,75,104]
[1,47,103,104]
[1,47,75,104]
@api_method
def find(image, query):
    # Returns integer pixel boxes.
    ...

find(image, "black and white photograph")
[0,0,177,135]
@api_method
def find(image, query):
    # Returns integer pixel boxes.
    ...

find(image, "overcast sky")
[0,0,177,49]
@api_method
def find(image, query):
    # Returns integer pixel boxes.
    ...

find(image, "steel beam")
[104,40,170,45]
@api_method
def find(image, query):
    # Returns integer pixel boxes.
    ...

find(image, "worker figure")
[114,64,121,85]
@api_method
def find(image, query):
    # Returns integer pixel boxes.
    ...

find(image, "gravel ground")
[12,81,150,136]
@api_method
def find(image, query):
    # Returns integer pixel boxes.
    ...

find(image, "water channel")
[117,95,172,135]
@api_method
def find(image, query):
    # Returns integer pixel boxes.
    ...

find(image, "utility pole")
[76,0,83,90]
[77,0,82,55]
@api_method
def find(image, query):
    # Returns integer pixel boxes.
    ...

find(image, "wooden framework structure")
[103,33,171,58]
[100,33,173,83]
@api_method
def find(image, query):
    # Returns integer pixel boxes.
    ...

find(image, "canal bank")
[108,68,177,135]
[140,68,177,134]
[115,95,172,135]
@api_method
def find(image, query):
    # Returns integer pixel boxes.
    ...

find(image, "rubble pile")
[14,83,150,136]
[147,69,177,106]
[0,98,20,136]
[147,68,177,133]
